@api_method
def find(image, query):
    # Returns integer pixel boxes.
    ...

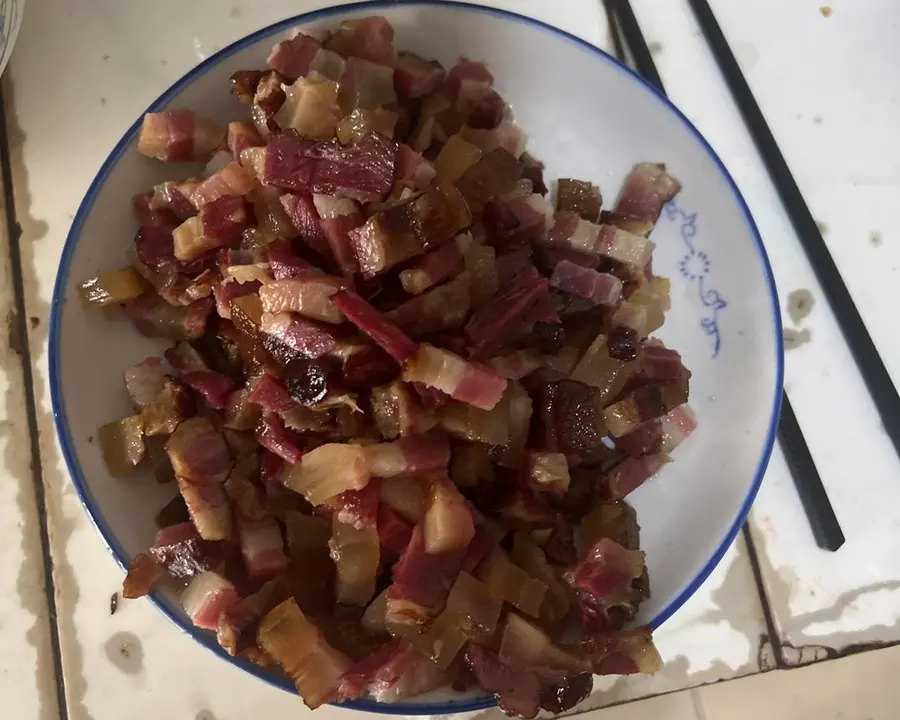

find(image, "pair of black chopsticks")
[604,0,847,550]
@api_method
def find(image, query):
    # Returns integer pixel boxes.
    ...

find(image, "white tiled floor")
[3,0,899,718]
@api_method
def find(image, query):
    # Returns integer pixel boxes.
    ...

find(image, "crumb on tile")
[783,327,812,350]
[870,230,883,247]
[815,219,829,234]
[101,54,110,61]
[29,316,39,329]
[110,592,118,616]
[100,97,107,105]
[787,288,815,325]
[648,41,663,55]
[814,115,823,124]
[820,6,833,17]
[230,5,243,17]
[87,435,94,444]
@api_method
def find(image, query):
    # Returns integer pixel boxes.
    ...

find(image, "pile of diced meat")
[82,15,695,718]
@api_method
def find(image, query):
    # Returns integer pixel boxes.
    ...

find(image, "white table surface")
[1,0,897,717]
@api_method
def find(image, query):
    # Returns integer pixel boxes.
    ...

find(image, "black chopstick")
[685,0,900,462]
[608,0,664,92]
[777,398,845,550]
[605,0,845,551]
[602,0,629,65]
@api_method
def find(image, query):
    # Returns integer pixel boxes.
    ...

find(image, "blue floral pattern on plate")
[664,200,727,358]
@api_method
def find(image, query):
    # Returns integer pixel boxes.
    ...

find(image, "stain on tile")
[815,219,829,235]
[813,115,823,124]
[786,289,814,325]
[870,231,882,247]
[780,643,831,666]
[783,328,812,350]
[6,307,24,355]
[230,5,243,18]
[29,315,39,328]
[39,451,87,712]
[820,5,833,17]
[196,711,219,720]
[101,54,110,62]
[788,581,900,647]
[750,525,900,653]
[5,77,84,719]
[0,164,58,720]
[693,540,769,671]
[746,525,798,624]
[104,632,144,674]
[648,41,663,55]
[110,591,118,616]
[3,313,58,720]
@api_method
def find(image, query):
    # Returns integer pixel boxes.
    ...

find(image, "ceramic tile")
[0,96,59,719]
[698,643,900,720]
[628,0,900,657]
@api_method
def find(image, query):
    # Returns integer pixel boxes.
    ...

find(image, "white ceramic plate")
[50,1,783,714]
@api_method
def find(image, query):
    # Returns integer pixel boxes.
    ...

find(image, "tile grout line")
[741,524,785,668]
[0,89,71,719]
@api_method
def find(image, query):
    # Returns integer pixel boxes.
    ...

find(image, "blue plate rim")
[48,0,784,714]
